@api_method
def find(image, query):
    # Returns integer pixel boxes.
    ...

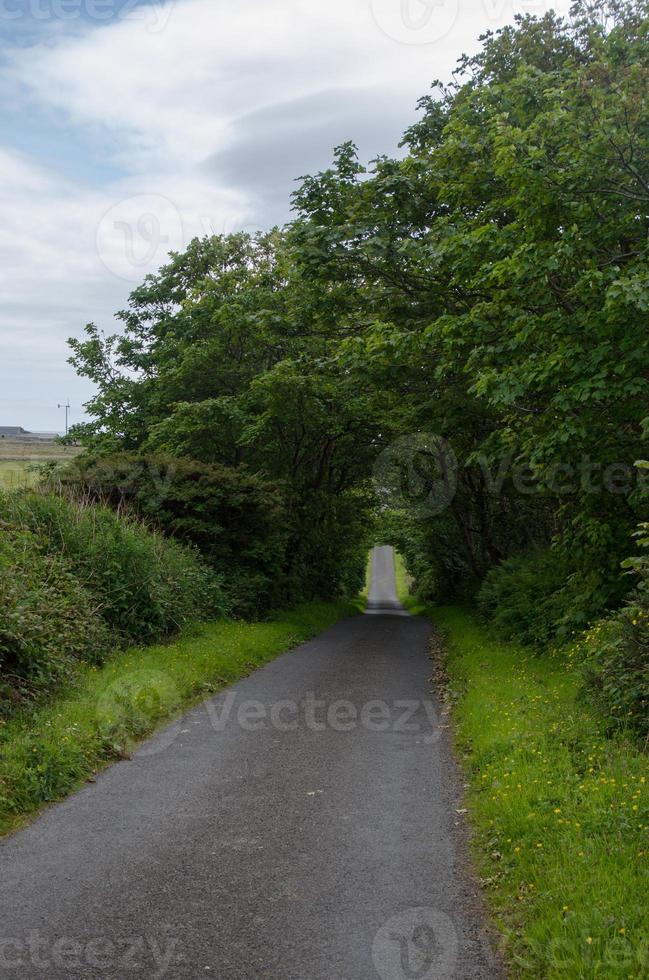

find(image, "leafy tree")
[68,0,649,642]
[289,0,649,633]
[68,231,378,604]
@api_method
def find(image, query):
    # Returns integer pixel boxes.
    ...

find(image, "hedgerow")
[0,525,111,708]
[0,490,229,712]
[579,522,649,738]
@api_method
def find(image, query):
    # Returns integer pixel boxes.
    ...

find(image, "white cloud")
[5,0,505,170]
[0,0,544,429]
[0,139,250,428]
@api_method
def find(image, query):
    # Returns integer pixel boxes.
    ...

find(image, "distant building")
[0,426,28,439]
[0,427,60,442]
[30,432,60,442]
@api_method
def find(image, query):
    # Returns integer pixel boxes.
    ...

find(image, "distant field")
[0,440,81,489]
[0,439,81,462]
[0,461,39,489]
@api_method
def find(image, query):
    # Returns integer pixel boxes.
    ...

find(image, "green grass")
[0,439,79,461]
[394,550,422,611]
[0,460,38,489]
[427,605,649,978]
[0,440,81,488]
[0,598,361,837]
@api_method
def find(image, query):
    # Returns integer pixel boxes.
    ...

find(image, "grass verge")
[394,550,419,611]
[427,605,649,978]
[0,598,361,837]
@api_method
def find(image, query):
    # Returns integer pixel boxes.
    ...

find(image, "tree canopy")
[69,0,649,636]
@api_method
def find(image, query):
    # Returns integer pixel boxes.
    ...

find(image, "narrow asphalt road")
[0,547,497,979]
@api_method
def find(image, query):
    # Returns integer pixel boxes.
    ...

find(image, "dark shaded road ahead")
[0,547,497,979]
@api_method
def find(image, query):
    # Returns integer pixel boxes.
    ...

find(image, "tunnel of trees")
[65,1,649,732]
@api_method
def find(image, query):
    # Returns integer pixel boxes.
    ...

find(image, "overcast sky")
[0,0,570,432]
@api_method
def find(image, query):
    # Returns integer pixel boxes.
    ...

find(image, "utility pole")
[58,401,70,436]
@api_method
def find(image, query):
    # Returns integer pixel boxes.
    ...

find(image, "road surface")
[0,546,497,979]
[366,545,409,616]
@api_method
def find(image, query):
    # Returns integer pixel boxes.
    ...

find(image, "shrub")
[477,534,633,648]
[0,489,231,714]
[477,552,566,646]
[1,491,229,646]
[0,522,111,710]
[580,604,649,739]
[53,453,288,615]
[580,523,649,738]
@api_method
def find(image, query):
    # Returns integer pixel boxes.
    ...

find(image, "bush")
[580,604,649,739]
[0,489,230,713]
[0,522,111,709]
[1,491,229,645]
[54,452,373,613]
[54,454,288,615]
[477,542,627,648]
[580,523,649,738]
[477,552,566,646]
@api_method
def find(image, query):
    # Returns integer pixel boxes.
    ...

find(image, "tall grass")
[0,490,229,713]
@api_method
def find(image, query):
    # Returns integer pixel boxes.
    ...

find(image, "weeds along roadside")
[395,548,649,980]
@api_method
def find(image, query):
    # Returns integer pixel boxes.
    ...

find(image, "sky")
[0,0,571,432]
